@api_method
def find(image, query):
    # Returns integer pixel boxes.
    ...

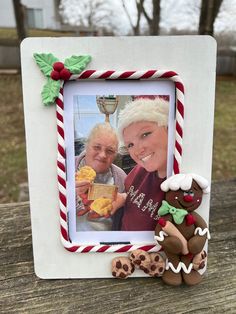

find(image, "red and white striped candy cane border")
[56,70,184,253]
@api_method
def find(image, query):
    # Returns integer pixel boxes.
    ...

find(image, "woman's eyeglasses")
[92,145,117,156]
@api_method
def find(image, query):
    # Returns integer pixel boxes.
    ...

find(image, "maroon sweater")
[121,165,165,231]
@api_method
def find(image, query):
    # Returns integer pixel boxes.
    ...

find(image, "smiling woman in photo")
[112,97,169,231]
[75,123,127,231]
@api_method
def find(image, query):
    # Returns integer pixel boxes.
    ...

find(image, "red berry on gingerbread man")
[155,173,210,286]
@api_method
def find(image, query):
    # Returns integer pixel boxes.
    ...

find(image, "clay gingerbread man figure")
[155,173,211,286]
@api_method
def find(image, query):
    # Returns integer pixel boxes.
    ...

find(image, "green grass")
[0,27,75,41]
[0,74,27,202]
[0,74,235,203]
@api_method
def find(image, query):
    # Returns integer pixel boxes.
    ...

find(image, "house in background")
[0,0,111,35]
[0,0,61,30]
[0,0,112,69]
[0,0,235,74]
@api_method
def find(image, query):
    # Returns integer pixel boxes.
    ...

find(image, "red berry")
[53,62,64,72]
[60,68,71,80]
[50,70,60,80]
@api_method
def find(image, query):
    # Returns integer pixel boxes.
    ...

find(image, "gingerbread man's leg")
[181,254,202,285]
[162,252,182,286]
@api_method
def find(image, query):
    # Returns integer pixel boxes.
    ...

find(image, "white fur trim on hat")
[117,98,169,143]
[160,173,210,194]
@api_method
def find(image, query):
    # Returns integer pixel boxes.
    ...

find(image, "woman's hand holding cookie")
[75,166,96,196]
[75,180,91,196]
[111,192,127,215]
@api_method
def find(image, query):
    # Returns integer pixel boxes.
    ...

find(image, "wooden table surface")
[1,180,236,314]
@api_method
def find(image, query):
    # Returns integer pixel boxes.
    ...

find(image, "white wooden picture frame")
[21,36,216,278]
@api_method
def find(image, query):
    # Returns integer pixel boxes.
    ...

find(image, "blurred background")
[0,0,235,203]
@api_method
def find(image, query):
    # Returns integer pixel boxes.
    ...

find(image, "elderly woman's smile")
[85,132,118,173]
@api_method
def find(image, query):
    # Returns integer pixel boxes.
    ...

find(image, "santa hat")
[118,97,169,144]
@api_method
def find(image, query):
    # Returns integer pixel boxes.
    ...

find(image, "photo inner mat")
[63,80,175,245]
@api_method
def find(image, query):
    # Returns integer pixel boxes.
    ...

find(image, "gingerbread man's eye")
[184,191,194,197]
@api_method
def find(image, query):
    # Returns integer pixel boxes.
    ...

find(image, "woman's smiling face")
[123,121,168,177]
[85,130,117,174]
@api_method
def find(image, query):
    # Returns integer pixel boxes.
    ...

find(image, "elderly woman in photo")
[75,123,127,231]
[112,97,169,231]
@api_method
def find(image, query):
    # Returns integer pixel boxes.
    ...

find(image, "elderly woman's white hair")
[118,97,169,147]
[86,122,118,148]
[160,173,210,194]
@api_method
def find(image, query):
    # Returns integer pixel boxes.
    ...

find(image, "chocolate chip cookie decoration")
[111,257,135,279]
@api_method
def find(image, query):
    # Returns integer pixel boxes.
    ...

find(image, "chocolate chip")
[123,264,129,271]
[151,265,156,271]
[140,255,145,261]
[131,253,135,258]
[159,267,164,273]
[131,264,135,273]
[199,262,205,269]
[120,272,126,278]
[155,255,160,262]
[112,271,117,277]
[134,260,141,265]
[140,266,149,273]
[116,261,122,269]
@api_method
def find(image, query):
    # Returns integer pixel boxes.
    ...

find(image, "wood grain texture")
[0,180,235,314]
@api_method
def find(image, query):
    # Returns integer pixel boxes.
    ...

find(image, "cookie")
[90,197,112,216]
[111,257,135,279]
[129,249,151,274]
[75,166,96,182]
[148,253,166,277]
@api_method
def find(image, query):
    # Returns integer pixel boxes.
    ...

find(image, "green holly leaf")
[34,53,59,77]
[64,55,92,74]
[41,78,61,106]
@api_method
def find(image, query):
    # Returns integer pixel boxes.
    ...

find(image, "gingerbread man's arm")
[155,215,184,254]
[155,214,172,235]
[188,212,209,255]
[193,212,208,229]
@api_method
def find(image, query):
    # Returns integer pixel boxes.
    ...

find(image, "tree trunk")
[150,0,160,35]
[140,0,160,35]
[121,0,143,35]
[12,0,27,43]
[198,0,223,36]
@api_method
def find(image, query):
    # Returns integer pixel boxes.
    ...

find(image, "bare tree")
[12,0,27,43]
[121,0,144,35]
[140,0,161,35]
[121,0,161,35]
[198,0,223,36]
[59,0,118,34]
